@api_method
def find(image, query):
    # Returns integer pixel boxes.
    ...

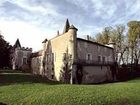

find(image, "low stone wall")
[82,66,112,83]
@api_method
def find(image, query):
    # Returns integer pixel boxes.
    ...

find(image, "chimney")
[57,30,59,36]
[87,35,90,40]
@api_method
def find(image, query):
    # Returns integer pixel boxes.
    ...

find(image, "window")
[86,53,92,60]
[87,54,90,60]
[52,67,54,71]
[98,56,101,62]
[102,56,105,63]
[51,74,54,79]
[23,58,27,64]
[69,54,72,59]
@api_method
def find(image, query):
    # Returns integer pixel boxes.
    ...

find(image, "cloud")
[0,1,32,21]
[0,0,140,51]
[0,20,49,51]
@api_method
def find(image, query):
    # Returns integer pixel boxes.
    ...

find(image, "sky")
[0,0,140,51]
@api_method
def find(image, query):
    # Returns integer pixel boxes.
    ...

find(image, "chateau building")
[31,19,116,84]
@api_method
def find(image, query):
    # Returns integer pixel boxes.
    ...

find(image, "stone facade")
[11,20,115,84]
[11,39,32,71]
[31,23,77,82]
[76,38,114,83]
[31,19,115,84]
[31,51,42,74]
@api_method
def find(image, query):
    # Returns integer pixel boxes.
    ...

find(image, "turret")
[67,24,78,84]
[68,24,78,64]
[57,30,59,36]
[68,24,78,35]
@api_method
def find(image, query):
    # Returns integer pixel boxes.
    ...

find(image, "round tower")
[68,24,78,84]
[68,24,78,62]
[68,24,78,36]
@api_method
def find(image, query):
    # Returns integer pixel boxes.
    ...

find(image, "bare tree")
[127,21,140,65]
[110,25,127,65]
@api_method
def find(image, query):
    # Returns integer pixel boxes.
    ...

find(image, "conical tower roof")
[14,38,21,48]
[63,19,70,34]
[69,24,78,31]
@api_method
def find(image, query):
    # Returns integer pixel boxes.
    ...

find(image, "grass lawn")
[0,70,140,105]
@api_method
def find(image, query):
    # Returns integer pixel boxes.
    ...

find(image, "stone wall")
[77,38,114,62]
[76,39,114,83]
[42,29,76,81]
[32,27,78,82]
[31,56,42,75]
[82,66,112,83]
[12,48,32,70]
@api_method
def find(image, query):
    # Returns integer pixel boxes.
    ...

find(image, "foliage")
[0,33,12,68]
[111,25,127,64]
[96,27,112,44]
[84,35,95,42]
[127,21,140,64]
[60,48,72,83]
[0,70,140,105]
[95,21,140,66]
[95,25,127,65]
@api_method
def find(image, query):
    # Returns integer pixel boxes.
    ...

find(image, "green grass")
[0,70,140,105]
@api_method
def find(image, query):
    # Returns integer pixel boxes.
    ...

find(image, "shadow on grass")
[0,70,22,73]
[0,70,61,86]
[0,102,7,105]
[1,70,140,86]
